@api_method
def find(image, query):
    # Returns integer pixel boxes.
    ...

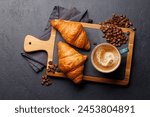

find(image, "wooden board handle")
[24,28,56,68]
[24,35,50,52]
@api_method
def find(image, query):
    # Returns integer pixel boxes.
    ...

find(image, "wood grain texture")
[24,21,135,86]
[24,27,56,69]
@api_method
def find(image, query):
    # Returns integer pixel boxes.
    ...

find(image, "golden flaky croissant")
[51,19,90,50]
[58,41,87,84]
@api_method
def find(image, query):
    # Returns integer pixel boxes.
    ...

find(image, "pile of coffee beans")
[46,61,61,73]
[41,75,52,86]
[99,14,135,30]
[99,14,135,47]
[100,24,128,47]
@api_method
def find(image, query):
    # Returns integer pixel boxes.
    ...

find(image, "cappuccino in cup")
[91,43,121,73]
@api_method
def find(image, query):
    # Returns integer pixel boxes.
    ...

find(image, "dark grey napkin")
[21,6,93,73]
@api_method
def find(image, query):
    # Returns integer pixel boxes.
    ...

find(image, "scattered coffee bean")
[41,61,60,87]
[46,68,51,72]
[118,43,121,47]
[132,27,136,31]
[93,42,97,45]
[48,61,53,65]
[46,82,50,86]
[102,35,105,38]
[88,19,93,23]
[41,81,44,85]
[54,64,58,68]
[46,61,60,74]
[41,74,52,86]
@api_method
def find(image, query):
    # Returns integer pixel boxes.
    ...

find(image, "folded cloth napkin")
[21,6,93,73]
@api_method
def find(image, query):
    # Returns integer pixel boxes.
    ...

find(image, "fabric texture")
[21,6,93,73]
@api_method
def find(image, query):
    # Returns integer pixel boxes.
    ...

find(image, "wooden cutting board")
[24,21,135,86]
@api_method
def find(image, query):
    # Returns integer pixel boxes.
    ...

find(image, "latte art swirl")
[96,51,115,67]
[92,43,121,73]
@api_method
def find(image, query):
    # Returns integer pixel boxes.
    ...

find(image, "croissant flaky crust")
[58,41,87,84]
[51,19,90,50]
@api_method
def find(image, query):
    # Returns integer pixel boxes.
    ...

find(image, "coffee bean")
[93,42,97,45]
[41,81,44,85]
[47,69,51,72]
[50,69,55,74]
[102,30,106,33]
[117,38,121,41]
[42,76,45,79]
[47,61,60,74]
[55,64,58,68]
[43,79,47,82]
[50,65,55,69]
[48,61,52,65]
[132,27,136,31]
[45,82,50,86]
[106,38,110,41]
[88,19,93,23]
[118,43,121,47]
[41,74,52,86]
[102,35,105,38]
[119,41,122,45]
[112,43,116,46]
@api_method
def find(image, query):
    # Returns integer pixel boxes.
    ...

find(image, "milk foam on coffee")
[96,51,115,67]
[93,44,120,72]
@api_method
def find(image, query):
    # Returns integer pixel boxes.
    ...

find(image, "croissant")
[58,41,87,84]
[51,19,90,50]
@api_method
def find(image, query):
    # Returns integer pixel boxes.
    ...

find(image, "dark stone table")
[0,0,150,99]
